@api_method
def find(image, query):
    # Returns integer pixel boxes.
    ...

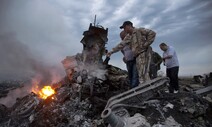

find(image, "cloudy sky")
[0,0,212,80]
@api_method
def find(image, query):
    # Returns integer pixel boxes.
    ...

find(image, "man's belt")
[135,49,148,58]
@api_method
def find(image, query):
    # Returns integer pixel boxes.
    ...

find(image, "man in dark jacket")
[149,51,162,79]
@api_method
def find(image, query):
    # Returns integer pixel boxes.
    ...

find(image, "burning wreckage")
[0,23,212,127]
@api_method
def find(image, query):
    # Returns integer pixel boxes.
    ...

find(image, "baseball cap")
[120,21,133,29]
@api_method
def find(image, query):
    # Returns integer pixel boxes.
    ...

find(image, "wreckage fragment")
[81,23,108,64]
[101,77,169,127]
[104,77,169,109]
[195,85,212,96]
[101,107,151,127]
[101,108,125,127]
[193,72,212,86]
[62,23,108,81]
[10,92,40,119]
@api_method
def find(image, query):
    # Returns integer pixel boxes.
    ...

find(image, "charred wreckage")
[0,23,212,127]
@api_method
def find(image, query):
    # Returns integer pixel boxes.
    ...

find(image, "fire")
[30,76,59,99]
[38,86,55,99]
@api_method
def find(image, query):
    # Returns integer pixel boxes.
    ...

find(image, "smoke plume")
[0,0,71,106]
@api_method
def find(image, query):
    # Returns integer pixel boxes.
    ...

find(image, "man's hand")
[106,51,112,57]
[163,55,172,60]
[162,60,165,66]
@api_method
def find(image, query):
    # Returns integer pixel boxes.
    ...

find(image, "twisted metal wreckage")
[0,23,212,127]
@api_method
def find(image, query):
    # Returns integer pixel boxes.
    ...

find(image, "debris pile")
[0,23,212,127]
[0,80,24,98]
[193,72,212,86]
[0,65,129,127]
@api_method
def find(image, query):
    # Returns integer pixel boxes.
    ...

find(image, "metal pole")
[94,15,97,26]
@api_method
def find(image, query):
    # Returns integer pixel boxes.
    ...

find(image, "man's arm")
[163,47,174,60]
[163,55,172,60]
[108,34,131,56]
[139,28,156,48]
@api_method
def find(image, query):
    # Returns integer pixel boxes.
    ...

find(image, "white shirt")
[163,46,179,68]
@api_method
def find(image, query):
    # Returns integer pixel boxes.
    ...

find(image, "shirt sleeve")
[111,34,131,54]
[167,47,175,57]
[139,28,156,48]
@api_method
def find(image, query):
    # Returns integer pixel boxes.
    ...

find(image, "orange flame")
[38,86,55,99]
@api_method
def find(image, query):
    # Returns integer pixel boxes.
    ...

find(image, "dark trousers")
[150,64,158,79]
[126,59,139,88]
[166,66,179,93]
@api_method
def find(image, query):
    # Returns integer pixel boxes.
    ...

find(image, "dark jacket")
[151,51,162,70]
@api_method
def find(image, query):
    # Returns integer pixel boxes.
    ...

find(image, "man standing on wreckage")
[107,21,156,84]
[160,43,179,93]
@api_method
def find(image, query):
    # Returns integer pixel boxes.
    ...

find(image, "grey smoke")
[0,32,64,107]
[0,0,71,81]
[0,0,71,106]
[0,32,64,83]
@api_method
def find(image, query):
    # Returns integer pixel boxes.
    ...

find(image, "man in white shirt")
[159,43,179,93]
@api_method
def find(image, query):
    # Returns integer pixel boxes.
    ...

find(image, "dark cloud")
[103,0,212,75]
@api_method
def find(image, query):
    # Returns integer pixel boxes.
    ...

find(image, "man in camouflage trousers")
[107,21,156,84]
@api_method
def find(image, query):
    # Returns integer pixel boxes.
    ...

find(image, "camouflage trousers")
[136,47,152,84]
